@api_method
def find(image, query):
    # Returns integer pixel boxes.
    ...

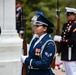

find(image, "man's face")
[16,3,21,8]
[66,14,76,21]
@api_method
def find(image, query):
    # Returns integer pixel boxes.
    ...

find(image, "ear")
[43,27,47,32]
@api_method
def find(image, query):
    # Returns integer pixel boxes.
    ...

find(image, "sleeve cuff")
[30,59,33,66]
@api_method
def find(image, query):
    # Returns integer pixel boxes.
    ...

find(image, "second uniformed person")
[54,7,76,75]
[21,12,56,75]
[16,2,22,33]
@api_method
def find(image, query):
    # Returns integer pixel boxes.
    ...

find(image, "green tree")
[16,0,76,43]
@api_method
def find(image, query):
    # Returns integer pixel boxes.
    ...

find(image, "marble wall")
[0,0,23,75]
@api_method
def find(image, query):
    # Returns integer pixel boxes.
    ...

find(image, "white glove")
[55,53,58,57]
[19,30,24,34]
[21,55,28,63]
[54,35,62,42]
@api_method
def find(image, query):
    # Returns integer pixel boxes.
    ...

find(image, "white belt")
[68,45,73,60]
[28,66,50,70]
[68,47,71,60]
[28,66,39,70]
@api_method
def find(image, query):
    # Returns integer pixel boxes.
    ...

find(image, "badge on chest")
[35,48,41,56]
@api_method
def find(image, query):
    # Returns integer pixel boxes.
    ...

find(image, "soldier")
[54,7,76,75]
[21,12,56,75]
[16,2,22,33]
[16,2,25,37]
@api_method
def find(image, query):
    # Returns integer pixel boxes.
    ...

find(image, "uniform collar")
[38,33,47,41]
[17,7,21,11]
[33,33,47,48]
[68,20,75,24]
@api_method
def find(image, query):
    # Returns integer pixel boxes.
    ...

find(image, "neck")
[68,20,75,23]
[38,33,47,37]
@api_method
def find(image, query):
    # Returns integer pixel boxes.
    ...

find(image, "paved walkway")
[53,69,65,75]
[53,56,65,75]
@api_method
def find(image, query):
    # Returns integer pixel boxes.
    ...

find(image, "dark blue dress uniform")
[23,12,56,75]
[59,20,76,61]
[16,7,22,33]
[16,6,24,34]
[25,34,56,75]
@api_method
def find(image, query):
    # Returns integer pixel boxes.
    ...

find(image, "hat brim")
[37,13,54,27]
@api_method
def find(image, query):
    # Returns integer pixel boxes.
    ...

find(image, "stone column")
[0,0,23,75]
[0,0,18,36]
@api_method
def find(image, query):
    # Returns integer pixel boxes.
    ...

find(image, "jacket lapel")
[34,34,51,49]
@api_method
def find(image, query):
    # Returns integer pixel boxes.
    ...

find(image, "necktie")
[33,37,39,48]
[34,37,39,42]
[30,37,39,49]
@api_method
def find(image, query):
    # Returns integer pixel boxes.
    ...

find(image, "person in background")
[54,7,76,75]
[21,12,56,75]
[16,2,25,38]
[16,2,22,33]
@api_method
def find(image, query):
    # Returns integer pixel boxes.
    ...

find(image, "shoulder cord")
[40,40,57,59]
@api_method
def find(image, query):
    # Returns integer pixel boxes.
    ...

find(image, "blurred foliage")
[17,0,76,43]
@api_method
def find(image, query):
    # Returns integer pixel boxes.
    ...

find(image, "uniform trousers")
[63,61,76,75]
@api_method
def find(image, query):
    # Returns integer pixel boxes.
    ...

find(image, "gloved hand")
[19,30,24,34]
[55,53,59,57]
[21,55,28,63]
[54,35,62,42]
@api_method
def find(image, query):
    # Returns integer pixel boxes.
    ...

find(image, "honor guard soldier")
[54,7,76,75]
[16,2,25,38]
[16,2,22,33]
[21,12,56,75]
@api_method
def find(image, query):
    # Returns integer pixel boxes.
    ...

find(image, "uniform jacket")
[59,21,76,61]
[25,33,56,75]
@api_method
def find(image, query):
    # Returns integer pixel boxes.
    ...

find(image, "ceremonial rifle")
[51,0,60,69]
[56,0,60,36]
[56,0,60,51]
[21,9,27,75]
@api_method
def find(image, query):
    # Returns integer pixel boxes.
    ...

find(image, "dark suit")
[59,21,76,61]
[24,33,56,75]
[16,7,22,33]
